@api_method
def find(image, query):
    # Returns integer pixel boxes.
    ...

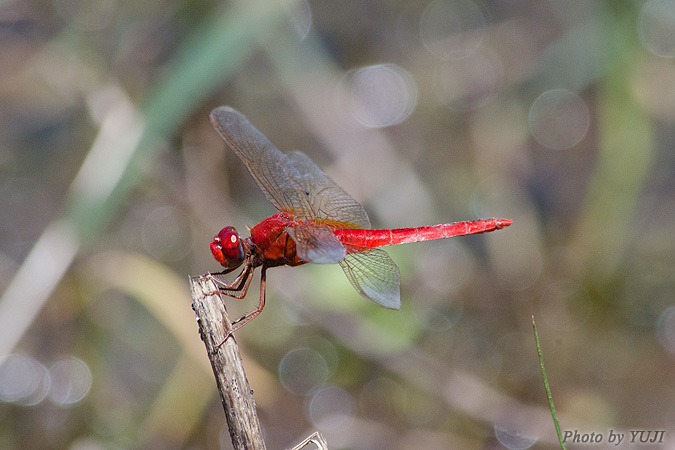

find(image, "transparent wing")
[286,151,370,229]
[210,107,370,229]
[210,107,312,216]
[287,223,346,264]
[338,247,401,310]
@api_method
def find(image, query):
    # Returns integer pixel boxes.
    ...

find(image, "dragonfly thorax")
[211,226,246,272]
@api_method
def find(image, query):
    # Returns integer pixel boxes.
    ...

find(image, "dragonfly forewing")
[210,107,313,216]
[210,107,371,229]
[286,151,370,229]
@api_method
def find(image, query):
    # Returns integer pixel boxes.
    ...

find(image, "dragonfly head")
[211,226,245,272]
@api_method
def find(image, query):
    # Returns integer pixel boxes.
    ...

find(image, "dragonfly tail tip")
[496,218,513,229]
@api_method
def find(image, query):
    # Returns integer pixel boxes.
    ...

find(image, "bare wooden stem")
[190,275,267,450]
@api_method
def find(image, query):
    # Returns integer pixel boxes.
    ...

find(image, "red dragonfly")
[207,107,511,338]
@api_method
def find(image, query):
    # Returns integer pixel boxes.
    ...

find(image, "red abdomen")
[333,218,512,248]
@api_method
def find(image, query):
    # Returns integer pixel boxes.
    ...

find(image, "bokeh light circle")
[285,0,312,40]
[420,0,485,60]
[306,385,353,431]
[494,425,537,449]
[278,348,330,396]
[48,357,92,406]
[656,306,675,354]
[0,354,49,405]
[529,89,590,150]
[414,306,462,332]
[141,206,194,261]
[639,0,675,58]
[343,64,418,128]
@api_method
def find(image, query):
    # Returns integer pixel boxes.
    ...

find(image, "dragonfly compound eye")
[210,226,245,270]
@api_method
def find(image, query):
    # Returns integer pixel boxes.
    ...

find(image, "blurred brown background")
[1,0,674,449]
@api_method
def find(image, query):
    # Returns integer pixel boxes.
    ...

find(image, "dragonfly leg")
[217,267,267,347]
[204,263,255,299]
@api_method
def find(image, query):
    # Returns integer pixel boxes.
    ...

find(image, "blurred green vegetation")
[1,0,675,449]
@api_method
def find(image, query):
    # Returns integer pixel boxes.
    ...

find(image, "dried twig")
[190,275,329,450]
[288,431,329,450]
[190,275,267,450]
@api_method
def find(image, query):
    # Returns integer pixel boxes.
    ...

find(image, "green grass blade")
[533,315,567,450]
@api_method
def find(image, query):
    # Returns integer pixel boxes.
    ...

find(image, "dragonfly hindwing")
[339,247,401,310]
[287,224,347,264]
